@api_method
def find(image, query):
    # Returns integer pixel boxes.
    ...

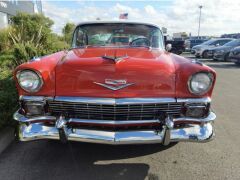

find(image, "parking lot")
[0,53,240,180]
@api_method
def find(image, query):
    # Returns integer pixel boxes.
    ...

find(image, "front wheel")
[202,51,208,58]
[224,53,230,61]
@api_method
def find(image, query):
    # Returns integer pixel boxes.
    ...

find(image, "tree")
[10,12,54,46]
[62,23,75,45]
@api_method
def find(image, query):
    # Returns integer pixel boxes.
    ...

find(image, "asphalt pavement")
[0,53,240,180]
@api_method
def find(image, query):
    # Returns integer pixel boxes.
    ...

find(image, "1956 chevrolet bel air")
[13,21,216,145]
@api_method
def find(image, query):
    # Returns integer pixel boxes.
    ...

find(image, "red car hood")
[55,47,176,98]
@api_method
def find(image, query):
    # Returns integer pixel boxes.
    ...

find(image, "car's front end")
[13,22,216,146]
[229,47,240,65]
[213,50,227,61]
[14,96,215,145]
[194,46,205,57]
[191,45,199,55]
[213,46,232,61]
[192,44,212,58]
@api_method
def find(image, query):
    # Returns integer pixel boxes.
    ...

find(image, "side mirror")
[166,44,172,52]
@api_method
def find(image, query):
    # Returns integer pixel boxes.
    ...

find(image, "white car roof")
[76,21,162,30]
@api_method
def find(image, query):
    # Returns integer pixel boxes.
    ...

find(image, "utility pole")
[198,5,203,39]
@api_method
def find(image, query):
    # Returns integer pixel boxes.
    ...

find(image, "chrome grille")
[48,101,183,120]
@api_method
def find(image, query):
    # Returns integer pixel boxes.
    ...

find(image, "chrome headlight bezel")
[16,70,43,93]
[188,72,214,95]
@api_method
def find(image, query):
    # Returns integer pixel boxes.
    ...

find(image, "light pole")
[198,5,203,39]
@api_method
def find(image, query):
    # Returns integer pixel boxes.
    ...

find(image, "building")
[0,0,42,29]
[173,32,188,39]
[221,33,240,39]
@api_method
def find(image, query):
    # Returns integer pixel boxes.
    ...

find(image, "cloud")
[144,5,157,15]
[42,0,240,36]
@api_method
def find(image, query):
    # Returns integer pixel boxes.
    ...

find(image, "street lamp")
[198,5,203,39]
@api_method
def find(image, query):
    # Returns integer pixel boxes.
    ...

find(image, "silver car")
[192,38,234,58]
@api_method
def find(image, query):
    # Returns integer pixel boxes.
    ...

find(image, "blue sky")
[50,1,174,11]
[42,0,240,36]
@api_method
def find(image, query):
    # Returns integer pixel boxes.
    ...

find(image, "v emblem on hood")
[94,79,134,90]
[102,55,128,63]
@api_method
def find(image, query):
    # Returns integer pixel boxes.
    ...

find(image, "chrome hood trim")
[19,96,211,105]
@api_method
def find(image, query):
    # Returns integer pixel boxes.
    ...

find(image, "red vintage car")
[13,21,216,145]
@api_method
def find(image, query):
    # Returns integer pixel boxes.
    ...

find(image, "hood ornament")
[102,55,128,63]
[94,79,134,90]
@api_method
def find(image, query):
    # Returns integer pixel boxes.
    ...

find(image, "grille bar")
[48,100,183,120]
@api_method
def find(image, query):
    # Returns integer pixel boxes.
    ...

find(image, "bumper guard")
[14,111,216,145]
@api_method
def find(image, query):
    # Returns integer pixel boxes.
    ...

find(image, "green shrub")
[0,13,73,130]
[0,68,18,130]
[0,28,11,51]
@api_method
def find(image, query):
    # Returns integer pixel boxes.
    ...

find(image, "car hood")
[192,44,208,50]
[55,47,176,98]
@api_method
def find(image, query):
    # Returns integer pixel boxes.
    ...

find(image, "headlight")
[17,70,43,92]
[188,72,213,95]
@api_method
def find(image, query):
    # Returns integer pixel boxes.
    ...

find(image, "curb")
[0,127,15,154]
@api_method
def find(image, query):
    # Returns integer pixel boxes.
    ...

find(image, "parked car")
[185,38,209,52]
[165,39,185,54]
[211,39,240,61]
[192,38,234,58]
[13,21,216,146]
[228,46,240,65]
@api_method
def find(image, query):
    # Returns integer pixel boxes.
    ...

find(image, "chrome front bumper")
[14,111,216,145]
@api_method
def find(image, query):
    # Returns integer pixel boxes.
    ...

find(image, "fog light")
[25,102,44,116]
[185,105,207,118]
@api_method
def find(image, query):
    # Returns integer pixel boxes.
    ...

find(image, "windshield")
[224,39,240,47]
[72,23,164,49]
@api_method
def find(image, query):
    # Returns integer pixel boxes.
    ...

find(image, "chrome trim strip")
[53,96,177,104]
[19,96,211,105]
[14,111,56,122]
[17,122,214,144]
[68,119,160,125]
[173,112,216,123]
[20,96,53,101]
[176,97,211,103]
[14,111,160,124]
[14,111,216,124]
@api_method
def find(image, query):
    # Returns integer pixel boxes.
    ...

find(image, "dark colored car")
[228,46,240,65]
[211,39,240,61]
[165,40,185,54]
